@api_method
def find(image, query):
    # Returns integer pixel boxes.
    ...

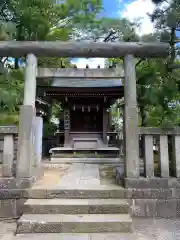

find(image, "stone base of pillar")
[0,165,43,190]
[0,176,38,189]
[16,105,37,178]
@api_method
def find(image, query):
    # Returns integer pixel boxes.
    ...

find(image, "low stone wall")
[115,127,180,217]
[0,199,25,219]
[132,199,179,218]
[0,175,41,219]
[130,187,180,218]
[115,175,180,217]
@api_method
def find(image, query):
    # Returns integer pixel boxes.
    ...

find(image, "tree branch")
[136,59,146,67]
[103,30,117,42]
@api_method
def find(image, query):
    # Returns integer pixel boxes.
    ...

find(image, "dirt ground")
[32,163,71,188]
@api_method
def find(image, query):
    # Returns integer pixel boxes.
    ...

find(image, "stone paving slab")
[82,164,99,178]
[59,164,85,185]
[0,222,16,240]
[0,222,16,234]
[79,179,100,185]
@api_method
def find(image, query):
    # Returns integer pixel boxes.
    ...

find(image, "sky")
[72,0,156,68]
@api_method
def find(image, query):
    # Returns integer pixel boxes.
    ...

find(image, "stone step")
[25,186,130,199]
[17,214,132,233]
[49,158,122,163]
[23,199,130,214]
[12,233,135,240]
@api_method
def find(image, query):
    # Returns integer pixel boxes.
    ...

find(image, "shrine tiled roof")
[51,78,123,88]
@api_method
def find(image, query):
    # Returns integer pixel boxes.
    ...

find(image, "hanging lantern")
[88,106,90,112]
[65,96,68,102]
[96,104,99,111]
[82,105,84,112]
[73,105,76,111]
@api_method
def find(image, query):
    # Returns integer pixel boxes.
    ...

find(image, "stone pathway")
[32,163,103,189]
[58,164,101,186]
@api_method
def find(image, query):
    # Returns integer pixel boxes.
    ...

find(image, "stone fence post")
[0,126,18,177]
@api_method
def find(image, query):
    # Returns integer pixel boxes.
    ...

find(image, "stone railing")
[139,127,180,178]
[0,126,18,177]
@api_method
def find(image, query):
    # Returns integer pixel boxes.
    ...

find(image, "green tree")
[136,59,180,127]
[106,55,180,127]
[0,0,104,124]
[0,0,103,68]
[149,0,180,68]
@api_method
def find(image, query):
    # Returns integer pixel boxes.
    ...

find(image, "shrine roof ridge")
[37,67,124,79]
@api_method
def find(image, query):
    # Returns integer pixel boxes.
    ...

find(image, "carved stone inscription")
[64,110,70,130]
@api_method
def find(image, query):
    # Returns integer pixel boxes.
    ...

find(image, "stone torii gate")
[0,41,169,185]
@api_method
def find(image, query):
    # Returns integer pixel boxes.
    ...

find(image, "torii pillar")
[16,54,37,179]
[123,55,139,178]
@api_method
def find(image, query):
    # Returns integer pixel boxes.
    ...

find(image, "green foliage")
[106,57,180,127]
[147,105,180,127]
[150,0,180,67]
[0,69,24,113]
[137,59,180,126]
[0,113,19,125]
[0,0,103,41]
[0,68,24,124]
[43,121,57,138]
[101,18,139,42]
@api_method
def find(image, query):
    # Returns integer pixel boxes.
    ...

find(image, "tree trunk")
[168,27,176,72]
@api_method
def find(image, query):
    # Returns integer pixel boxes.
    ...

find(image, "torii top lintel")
[0,41,170,58]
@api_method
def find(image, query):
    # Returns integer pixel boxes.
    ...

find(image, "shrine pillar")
[16,54,37,178]
[64,108,70,147]
[103,108,108,144]
[123,55,139,178]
